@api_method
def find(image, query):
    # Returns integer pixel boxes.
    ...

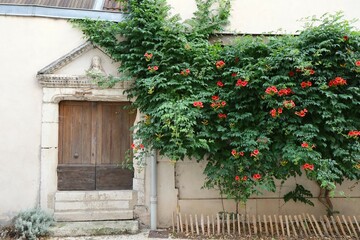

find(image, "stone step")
[55,190,136,202]
[55,199,132,211]
[50,220,139,237]
[54,209,134,222]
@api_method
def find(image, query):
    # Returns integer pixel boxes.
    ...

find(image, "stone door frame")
[38,83,146,213]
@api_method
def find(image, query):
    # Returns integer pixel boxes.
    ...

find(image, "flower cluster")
[302,163,314,171]
[144,52,153,61]
[328,77,347,87]
[278,88,292,96]
[252,173,261,180]
[211,101,227,109]
[148,65,159,72]
[131,143,145,151]
[348,130,360,138]
[217,81,224,87]
[301,142,309,148]
[212,95,219,101]
[301,81,312,88]
[250,149,259,157]
[180,69,190,76]
[295,109,308,117]
[218,113,227,119]
[270,108,283,118]
[265,86,278,95]
[193,101,204,108]
[235,79,248,87]
[231,149,244,158]
[210,96,226,109]
[306,68,315,75]
[235,175,247,181]
[216,60,225,69]
[295,68,315,75]
[283,100,295,109]
[356,60,360,67]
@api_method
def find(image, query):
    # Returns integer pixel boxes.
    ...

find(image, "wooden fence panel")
[172,212,360,239]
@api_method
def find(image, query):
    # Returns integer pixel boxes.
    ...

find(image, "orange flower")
[212,95,220,101]
[236,79,248,87]
[193,101,204,108]
[301,81,312,88]
[328,77,347,87]
[265,86,278,95]
[217,81,224,87]
[180,69,190,76]
[253,173,261,180]
[278,88,292,96]
[218,113,227,119]
[144,52,153,61]
[301,142,309,148]
[302,163,314,171]
[295,109,308,117]
[231,149,237,157]
[250,149,259,157]
[216,60,225,69]
[348,130,360,138]
[283,100,295,109]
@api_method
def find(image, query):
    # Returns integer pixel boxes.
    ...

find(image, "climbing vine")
[73,0,360,213]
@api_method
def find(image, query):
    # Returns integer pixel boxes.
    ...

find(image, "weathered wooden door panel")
[58,101,135,191]
[57,166,96,190]
[96,166,133,190]
[58,101,93,165]
[98,103,135,165]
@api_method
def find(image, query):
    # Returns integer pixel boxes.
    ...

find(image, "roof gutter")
[0,4,125,21]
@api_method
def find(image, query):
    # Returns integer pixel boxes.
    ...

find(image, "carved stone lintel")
[37,74,133,89]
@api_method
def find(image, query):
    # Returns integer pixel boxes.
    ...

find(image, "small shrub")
[13,208,54,240]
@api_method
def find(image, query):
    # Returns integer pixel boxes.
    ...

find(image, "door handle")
[74,153,79,158]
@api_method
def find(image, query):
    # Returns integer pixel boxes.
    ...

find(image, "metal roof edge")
[0,4,125,21]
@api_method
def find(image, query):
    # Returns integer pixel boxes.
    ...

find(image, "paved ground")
[49,230,180,240]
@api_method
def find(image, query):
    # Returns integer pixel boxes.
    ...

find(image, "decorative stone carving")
[88,55,106,75]
[36,42,133,89]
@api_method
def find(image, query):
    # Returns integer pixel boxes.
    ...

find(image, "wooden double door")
[58,101,136,191]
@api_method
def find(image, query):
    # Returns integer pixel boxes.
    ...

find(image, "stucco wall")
[0,16,84,224]
[169,0,360,33]
[156,158,360,227]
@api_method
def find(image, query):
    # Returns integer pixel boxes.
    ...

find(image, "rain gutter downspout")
[150,149,157,230]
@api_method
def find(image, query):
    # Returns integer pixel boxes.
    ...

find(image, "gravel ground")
[49,230,180,240]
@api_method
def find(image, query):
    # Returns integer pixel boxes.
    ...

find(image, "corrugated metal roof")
[0,0,126,11]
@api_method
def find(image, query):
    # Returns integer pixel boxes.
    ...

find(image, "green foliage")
[74,2,360,208]
[14,208,54,240]
[284,184,314,206]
